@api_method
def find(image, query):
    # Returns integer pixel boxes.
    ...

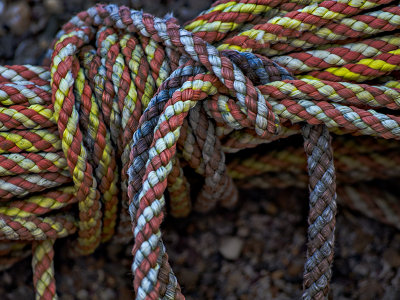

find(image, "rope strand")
[302,124,337,299]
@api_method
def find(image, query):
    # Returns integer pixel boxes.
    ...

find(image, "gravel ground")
[0,1,400,299]
[1,188,400,299]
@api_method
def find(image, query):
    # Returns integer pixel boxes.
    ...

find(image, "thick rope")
[0,0,399,299]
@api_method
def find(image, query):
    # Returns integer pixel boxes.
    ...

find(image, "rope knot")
[47,4,292,297]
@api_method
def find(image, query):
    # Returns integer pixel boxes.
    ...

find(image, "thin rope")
[302,124,337,299]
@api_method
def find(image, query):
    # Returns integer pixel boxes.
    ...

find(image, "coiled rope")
[1,0,400,299]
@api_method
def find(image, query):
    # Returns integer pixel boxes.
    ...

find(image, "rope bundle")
[0,0,400,299]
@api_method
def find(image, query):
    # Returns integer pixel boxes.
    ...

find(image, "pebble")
[263,201,278,215]
[287,262,303,278]
[237,226,250,238]
[77,289,89,300]
[219,236,244,260]
[383,248,400,268]
[271,270,284,280]
[226,269,244,293]
[179,268,199,290]
[99,288,116,300]
[1,271,12,285]
[5,1,31,36]
[353,263,369,276]
[358,279,383,300]
[44,0,63,13]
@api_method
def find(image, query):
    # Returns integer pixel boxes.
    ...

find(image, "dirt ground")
[0,1,399,299]
[2,187,400,299]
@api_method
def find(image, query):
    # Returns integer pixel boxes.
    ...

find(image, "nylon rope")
[0,0,399,299]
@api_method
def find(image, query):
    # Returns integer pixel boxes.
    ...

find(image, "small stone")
[271,270,284,280]
[99,288,116,300]
[97,270,105,282]
[353,263,369,276]
[179,268,199,291]
[226,270,243,293]
[1,272,12,285]
[219,236,244,260]
[358,279,383,300]
[106,275,116,287]
[44,0,63,13]
[263,202,278,215]
[287,262,303,278]
[77,289,89,300]
[5,1,31,36]
[215,220,234,235]
[353,230,374,253]
[237,226,249,238]
[383,248,400,268]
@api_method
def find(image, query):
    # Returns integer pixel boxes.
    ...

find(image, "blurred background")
[0,1,400,299]
[0,0,213,65]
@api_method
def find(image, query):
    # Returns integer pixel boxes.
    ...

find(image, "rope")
[227,136,400,182]
[302,124,336,299]
[0,0,399,299]
[32,239,58,300]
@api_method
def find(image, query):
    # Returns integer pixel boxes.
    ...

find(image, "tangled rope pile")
[1,0,400,299]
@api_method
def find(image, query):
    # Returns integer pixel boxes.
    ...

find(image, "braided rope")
[32,239,58,300]
[0,1,399,299]
[302,124,336,299]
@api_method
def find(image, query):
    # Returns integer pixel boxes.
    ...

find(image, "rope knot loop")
[48,4,293,297]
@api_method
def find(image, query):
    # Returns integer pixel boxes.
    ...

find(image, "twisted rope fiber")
[302,124,336,299]
[32,239,58,300]
[0,0,399,299]
[227,136,400,182]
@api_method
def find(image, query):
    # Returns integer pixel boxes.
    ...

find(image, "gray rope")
[302,124,337,300]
